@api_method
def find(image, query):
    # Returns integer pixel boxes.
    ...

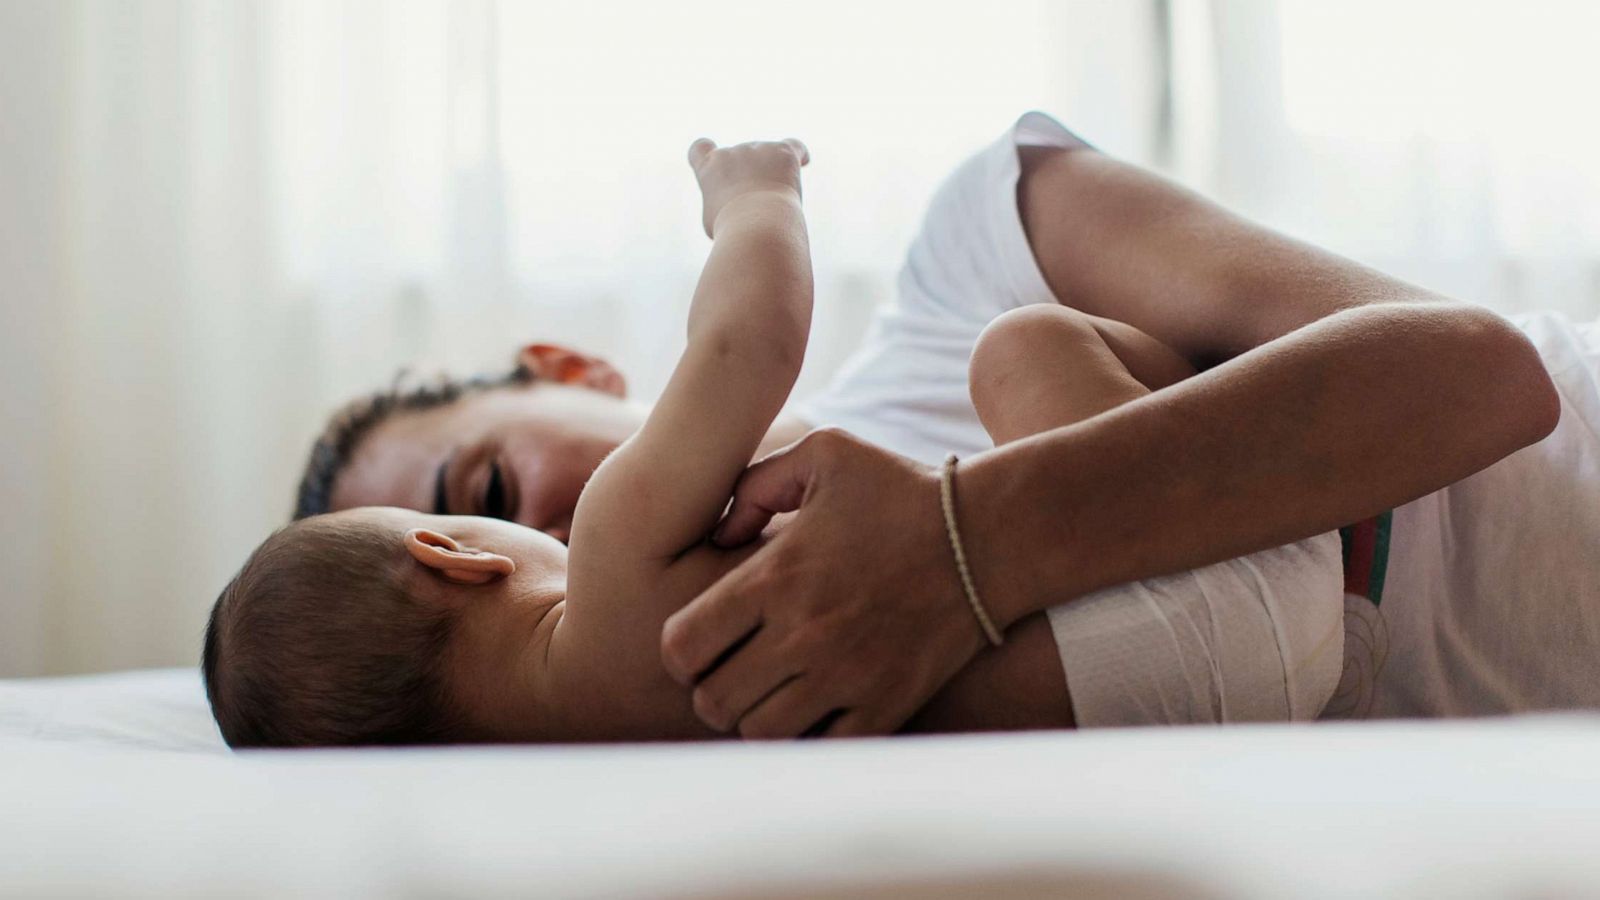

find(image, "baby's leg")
[962,304,1344,726]
[969,304,1194,447]
[906,304,1194,732]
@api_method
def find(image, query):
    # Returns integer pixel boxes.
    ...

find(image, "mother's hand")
[661,428,993,738]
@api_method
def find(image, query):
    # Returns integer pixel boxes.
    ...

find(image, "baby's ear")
[516,343,627,398]
[404,529,516,587]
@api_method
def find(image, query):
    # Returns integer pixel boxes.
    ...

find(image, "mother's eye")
[483,460,507,520]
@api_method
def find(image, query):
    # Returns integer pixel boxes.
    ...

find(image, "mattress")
[3,669,1600,899]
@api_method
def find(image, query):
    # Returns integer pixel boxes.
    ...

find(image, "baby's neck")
[451,593,567,742]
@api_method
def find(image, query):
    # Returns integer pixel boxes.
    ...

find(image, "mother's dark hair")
[293,365,534,520]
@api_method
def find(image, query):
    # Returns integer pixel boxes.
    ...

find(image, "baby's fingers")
[782,138,810,166]
[687,137,717,170]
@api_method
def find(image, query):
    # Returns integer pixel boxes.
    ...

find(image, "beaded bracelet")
[939,454,1005,647]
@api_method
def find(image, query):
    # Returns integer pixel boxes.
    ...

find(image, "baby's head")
[202,507,567,748]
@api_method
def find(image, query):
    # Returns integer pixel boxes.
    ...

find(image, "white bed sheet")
[3,668,1600,899]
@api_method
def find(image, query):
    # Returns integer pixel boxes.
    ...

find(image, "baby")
[203,138,1344,746]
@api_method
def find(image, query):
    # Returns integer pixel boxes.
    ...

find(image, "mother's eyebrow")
[432,452,454,515]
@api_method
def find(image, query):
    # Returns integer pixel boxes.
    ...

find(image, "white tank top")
[1336,311,1600,717]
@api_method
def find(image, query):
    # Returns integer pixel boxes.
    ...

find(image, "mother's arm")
[661,145,1561,738]
[972,145,1560,625]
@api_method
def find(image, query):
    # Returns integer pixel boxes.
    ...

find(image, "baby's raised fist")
[687,138,809,237]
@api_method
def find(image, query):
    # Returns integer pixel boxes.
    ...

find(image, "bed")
[3,669,1599,898]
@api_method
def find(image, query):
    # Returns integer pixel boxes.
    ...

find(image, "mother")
[303,113,1588,735]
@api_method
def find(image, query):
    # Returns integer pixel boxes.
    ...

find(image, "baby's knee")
[969,305,1103,409]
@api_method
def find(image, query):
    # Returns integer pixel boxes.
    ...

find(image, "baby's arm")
[569,139,814,573]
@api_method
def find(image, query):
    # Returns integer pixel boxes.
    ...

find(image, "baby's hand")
[687,138,809,238]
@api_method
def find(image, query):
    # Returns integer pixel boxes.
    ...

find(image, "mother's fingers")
[712,429,839,547]
[712,452,812,547]
[661,561,764,685]
[737,676,843,740]
[814,707,894,739]
[690,627,798,732]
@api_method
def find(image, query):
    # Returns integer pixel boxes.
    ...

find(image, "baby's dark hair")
[293,364,536,520]
[202,515,465,748]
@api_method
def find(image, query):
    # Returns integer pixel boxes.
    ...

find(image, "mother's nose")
[514,469,580,541]
[541,517,572,545]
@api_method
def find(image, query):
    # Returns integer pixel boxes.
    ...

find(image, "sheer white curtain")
[9,0,1593,678]
[270,0,1169,397]
[1171,0,1600,320]
[0,0,1163,676]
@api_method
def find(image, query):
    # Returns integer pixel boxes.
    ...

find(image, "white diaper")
[1047,532,1346,725]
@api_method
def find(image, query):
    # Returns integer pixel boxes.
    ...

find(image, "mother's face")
[327,346,646,542]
